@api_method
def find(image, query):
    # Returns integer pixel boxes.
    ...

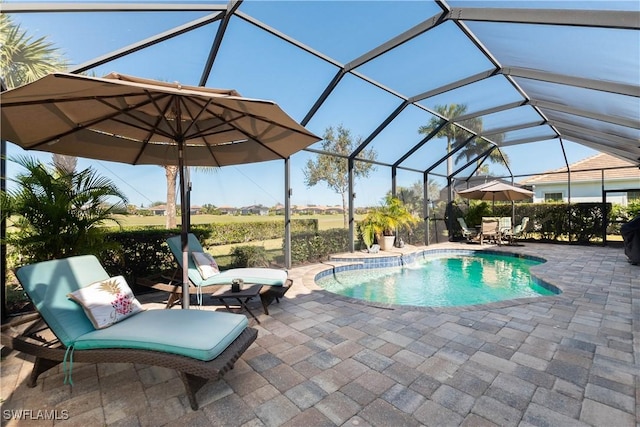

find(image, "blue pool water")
[316,252,558,307]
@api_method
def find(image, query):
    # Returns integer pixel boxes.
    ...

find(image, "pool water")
[316,252,558,307]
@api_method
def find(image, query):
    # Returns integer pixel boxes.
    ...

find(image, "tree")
[419,104,509,178]
[453,130,509,175]
[0,13,80,213]
[0,14,67,89]
[419,104,470,178]
[165,165,179,229]
[163,165,218,229]
[303,125,377,228]
[389,179,441,217]
[2,156,128,262]
[52,154,77,173]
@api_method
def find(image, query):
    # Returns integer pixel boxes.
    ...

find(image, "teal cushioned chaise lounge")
[1,255,257,410]
[139,233,292,313]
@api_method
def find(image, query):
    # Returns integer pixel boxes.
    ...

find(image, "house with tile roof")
[519,153,640,205]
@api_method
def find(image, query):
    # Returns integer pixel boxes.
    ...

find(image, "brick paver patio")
[1,242,638,426]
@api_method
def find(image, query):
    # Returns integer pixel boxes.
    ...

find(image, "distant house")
[290,205,344,215]
[324,205,344,214]
[519,153,640,205]
[304,205,325,214]
[143,204,202,216]
[217,205,239,215]
[240,205,269,215]
[147,204,168,216]
[272,203,285,215]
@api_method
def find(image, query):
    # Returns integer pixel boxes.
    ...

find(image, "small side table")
[210,284,263,323]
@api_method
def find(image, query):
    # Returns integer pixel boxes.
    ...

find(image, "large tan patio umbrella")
[1,72,321,308]
[457,180,534,203]
[457,180,533,217]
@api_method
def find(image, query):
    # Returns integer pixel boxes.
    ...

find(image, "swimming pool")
[315,251,559,307]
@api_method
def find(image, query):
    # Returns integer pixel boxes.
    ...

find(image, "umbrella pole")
[178,139,190,310]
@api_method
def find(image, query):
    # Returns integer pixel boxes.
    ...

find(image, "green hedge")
[391,201,617,244]
[289,228,351,264]
[95,219,318,286]
[445,202,613,243]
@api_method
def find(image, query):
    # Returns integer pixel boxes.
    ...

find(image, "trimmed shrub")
[290,228,350,264]
[229,245,269,268]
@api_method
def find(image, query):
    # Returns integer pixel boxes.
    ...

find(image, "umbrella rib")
[177,97,222,167]
[103,92,179,141]
[132,93,179,165]
[188,97,311,159]
[25,92,172,149]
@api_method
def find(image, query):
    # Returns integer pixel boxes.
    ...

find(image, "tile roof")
[520,153,639,184]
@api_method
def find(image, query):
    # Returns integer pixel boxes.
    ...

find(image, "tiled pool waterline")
[315,249,560,308]
[2,242,638,426]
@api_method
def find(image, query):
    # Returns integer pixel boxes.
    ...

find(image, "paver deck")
[1,242,638,426]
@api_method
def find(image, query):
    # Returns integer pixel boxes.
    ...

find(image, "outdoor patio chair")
[2,255,257,410]
[503,217,529,245]
[499,217,512,236]
[457,217,478,241]
[480,217,501,245]
[141,234,291,314]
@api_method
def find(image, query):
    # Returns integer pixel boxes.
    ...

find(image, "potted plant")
[360,196,419,251]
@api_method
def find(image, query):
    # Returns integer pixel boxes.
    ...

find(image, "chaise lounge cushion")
[202,268,287,287]
[73,309,248,361]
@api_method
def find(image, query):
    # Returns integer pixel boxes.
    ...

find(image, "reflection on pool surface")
[316,252,559,307]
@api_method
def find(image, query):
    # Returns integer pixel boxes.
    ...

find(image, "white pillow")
[68,275,144,329]
[191,251,220,279]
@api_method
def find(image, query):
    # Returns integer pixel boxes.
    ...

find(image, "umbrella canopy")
[457,180,533,202]
[1,72,321,309]
[0,72,320,166]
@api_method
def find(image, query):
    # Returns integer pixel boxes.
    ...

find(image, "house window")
[544,192,563,202]
[628,191,640,202]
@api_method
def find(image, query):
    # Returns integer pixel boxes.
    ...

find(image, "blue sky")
[4,1,611,209]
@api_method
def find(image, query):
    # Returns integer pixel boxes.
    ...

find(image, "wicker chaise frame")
[1,313,258,410]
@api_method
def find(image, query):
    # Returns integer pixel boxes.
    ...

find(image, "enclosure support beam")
[348,158,355,253]
[560,138,573,243]
[199,1,242,86]
[1,136,6,322]
[424,171,431,246]
[284,158,292,269]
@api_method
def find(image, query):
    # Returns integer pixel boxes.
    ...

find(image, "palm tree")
[3,156,128,262]
[418,104,470,177]
[451,112,508,175]
[453,132,509,175]
[165,165,179,229]
[0,14,67,89]
[52,154,77,173]
[419,104,509,177]
[163,165,218,230]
